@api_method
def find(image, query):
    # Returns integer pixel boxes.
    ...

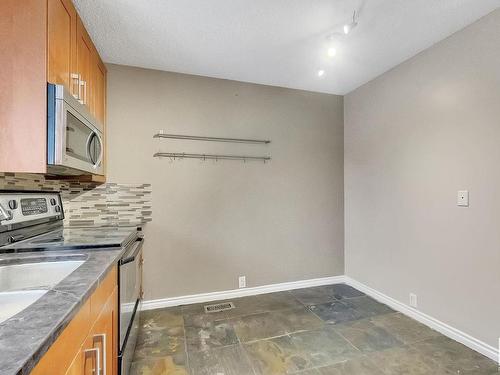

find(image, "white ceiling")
[74,0,500,95]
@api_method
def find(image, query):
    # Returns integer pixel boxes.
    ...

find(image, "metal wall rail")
[153,152,271,162]
[153,133,271,144]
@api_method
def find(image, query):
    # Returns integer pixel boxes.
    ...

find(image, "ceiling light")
[317,69,325,77]
[327,47,337,57]
[343,10,358,35]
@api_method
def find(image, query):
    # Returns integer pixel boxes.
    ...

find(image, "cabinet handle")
[71,73,80,99]
[94,333,107,375]
[83,80,87,105]
[79,80,86,105]
[84,347,101,375]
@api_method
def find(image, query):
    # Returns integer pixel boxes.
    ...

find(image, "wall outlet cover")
[457,190,469,207]
[238,276,246,288]
[409,293,418,308]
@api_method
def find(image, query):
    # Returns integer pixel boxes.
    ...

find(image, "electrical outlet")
[409,293,418,308]
[457,190,469,207]
[238,276,246,288]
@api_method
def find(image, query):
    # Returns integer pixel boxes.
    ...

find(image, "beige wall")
[106,65,344,300]
[345,10,500,348]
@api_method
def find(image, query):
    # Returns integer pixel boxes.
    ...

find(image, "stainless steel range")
[0,191,143,375]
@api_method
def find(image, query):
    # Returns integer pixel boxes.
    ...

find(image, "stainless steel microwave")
[47,83,104,175]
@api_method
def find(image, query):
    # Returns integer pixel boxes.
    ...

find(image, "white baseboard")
[142,274,498,363]
[142,275,346,310]
[344,276,499,363]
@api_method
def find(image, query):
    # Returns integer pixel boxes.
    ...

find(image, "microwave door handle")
[94,131,104,168]
[86,132,94,164]
[86,131,104,168]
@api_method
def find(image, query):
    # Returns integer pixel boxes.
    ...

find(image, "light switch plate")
[457,190,469,207]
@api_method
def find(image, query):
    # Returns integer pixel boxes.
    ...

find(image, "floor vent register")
[204,302,235,313]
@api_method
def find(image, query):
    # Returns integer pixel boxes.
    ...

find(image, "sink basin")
[0,290,47,324]
[0,260,85,292]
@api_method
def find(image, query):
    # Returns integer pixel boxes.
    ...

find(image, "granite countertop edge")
[0,244,131,375]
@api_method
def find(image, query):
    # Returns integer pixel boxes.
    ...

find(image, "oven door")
[118,238,143,375]
[47,84,104,175]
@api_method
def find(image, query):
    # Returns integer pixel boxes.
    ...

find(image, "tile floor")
[130,284,499,375]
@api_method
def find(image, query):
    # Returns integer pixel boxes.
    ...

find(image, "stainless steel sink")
[0,290,47,324]
[0,260,85,292]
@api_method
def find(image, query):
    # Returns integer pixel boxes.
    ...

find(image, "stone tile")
[315,356,384,375]
[130,353,189,375]
[295,370,321,375]
[322,284,365,300]
[141,306,184,329]
[183,311,226,327]
[232,307,323,342]
[290,287,337,305]
[290,328,360,368]
[244,335,312,374]
[308,301,362,325]
[224,292,303,318]
[274,307,324,333]
[344,296,394,319]
[185,321,239,353]
[183,292,302,326]
[231,311,289,342]
[333,319,402,353]
[370,312,439,345]
[412,336,500,374]
[367,346,451,375]
[188,344,255,375]
[249,292,304,311]
[134,325,185,360]
[182,302,230,326]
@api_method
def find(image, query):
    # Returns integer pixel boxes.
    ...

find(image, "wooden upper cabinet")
[1,0,106,177]
[76,16,93,108]
[92,52,107,127]
[47,2,107,126]
[47,0,77,95]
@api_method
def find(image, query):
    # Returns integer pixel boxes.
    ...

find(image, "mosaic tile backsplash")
[0,173,152,227]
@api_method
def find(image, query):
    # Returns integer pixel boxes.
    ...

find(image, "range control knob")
[0,204,12,221]
[8,200,18,210]
[50,198,57,206]
[54,205,61,213]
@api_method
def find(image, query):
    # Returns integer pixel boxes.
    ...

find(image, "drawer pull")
[94,333,107,375]
[84,347,101,375]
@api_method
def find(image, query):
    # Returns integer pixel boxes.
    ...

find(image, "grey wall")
[106,65,344,300]
[345,9,500,348]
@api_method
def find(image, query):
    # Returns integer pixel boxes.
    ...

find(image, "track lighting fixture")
[343,10,358,34]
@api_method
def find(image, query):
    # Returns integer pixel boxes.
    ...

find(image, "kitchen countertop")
[0,242,131,375]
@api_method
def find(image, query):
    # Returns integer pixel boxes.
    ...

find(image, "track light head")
[343,10,358,34]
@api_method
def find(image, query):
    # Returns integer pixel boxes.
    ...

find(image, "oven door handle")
[120,238,143,265]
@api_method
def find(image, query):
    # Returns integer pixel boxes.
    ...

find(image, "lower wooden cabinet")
[31,267,118,375]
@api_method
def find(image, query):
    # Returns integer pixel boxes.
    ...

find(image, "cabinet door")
[92,287,118,375]
[65,335,96,375]
[92,53,107,128]
[47,0,77,95]
[76,15,93,108]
